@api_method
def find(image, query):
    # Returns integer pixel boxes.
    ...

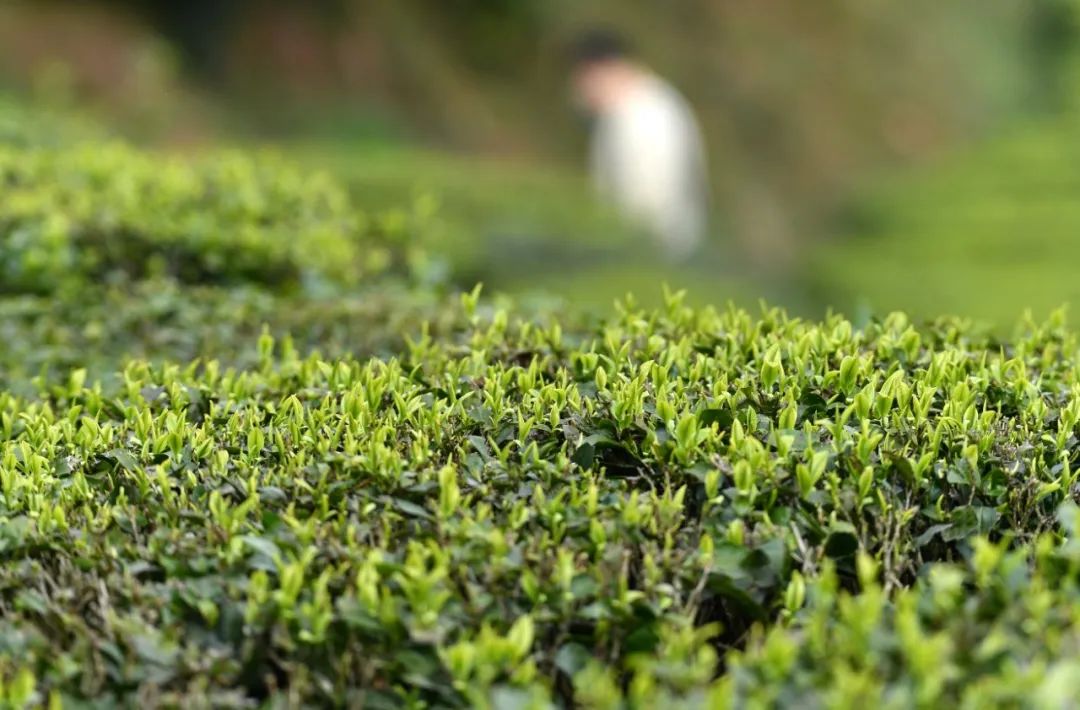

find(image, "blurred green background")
[4,0,1080,325]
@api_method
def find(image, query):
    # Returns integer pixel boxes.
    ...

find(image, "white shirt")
[590,74,708,259]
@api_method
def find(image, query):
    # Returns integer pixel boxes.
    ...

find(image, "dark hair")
[568,28,631,67]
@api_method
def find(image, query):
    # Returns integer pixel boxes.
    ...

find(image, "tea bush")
[4,292,1080,707]
[0,141,394,295]
[0,279,469,395]
[722,530,1080,709]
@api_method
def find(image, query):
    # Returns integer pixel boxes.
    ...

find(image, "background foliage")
[5,0,1080,324]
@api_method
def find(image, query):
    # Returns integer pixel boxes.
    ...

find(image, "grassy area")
[281,139,790,314]
[279,98,1080,329]
[810,112,1080,326]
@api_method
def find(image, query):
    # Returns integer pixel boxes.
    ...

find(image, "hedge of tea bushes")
[0,278,474,396]
[719,531,1080,709]
[4,293,1080,706]
[0,140,397,295]
[0,115,462,393]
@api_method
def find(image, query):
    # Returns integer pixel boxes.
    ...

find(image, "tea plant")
[720,531,1080,709]
[0,140,395,295]
[0,278,468,395]
[2,290,1080,706]
[0,111,457,399]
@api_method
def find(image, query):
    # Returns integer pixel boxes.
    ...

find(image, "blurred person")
[569,29,709,261]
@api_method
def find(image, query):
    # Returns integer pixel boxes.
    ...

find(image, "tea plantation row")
[0,106,464,391]
[3,108,1080,707]
[4,293,1080,707]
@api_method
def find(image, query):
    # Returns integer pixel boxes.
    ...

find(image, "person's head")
[568,28,639,115]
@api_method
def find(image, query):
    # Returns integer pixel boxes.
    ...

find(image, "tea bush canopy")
[0,119,450,390]
[4,287,1080,706]
[0,142,377,294]
[0,278,460,395]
